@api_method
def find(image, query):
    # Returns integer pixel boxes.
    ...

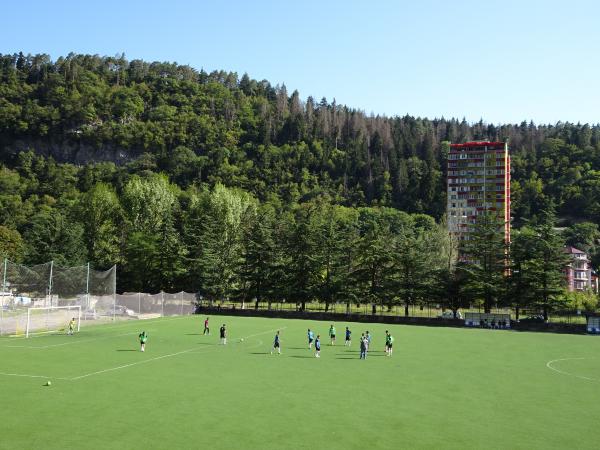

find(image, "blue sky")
[1,0,598,124]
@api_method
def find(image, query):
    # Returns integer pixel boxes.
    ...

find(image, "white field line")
[68,348,199,380]
[546,357,598,382]
[11,329,60,338]
[68,326,286,381]
[0,372,53,379]
[2,331,149,349]
[0,326,286,381]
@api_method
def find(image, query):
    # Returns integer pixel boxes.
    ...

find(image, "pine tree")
[460,213,508,313]
[237,204,279,308]
[284,204,320,311]
[354,212,395,314]
[392,223,443,316]
[511,210,570,320]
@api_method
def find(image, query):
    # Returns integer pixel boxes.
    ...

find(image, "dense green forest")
[0,52,599,312]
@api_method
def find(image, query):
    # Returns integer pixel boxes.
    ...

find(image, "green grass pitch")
[0,315,599,449]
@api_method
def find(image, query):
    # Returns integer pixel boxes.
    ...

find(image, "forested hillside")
[1,52,600,297]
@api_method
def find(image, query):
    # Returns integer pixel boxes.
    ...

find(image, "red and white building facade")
[447,141,511,242]
[564,246,597,292]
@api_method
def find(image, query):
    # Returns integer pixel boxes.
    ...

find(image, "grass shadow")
[249,352,270,355]
[289,355,314,359]
[116,349,137,352]
[288,347,310,350]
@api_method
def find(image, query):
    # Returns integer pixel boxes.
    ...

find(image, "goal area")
[1,258,197,336]
[1,259,116,336]
[26,305,81,338]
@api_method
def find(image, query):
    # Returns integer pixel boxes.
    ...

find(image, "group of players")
[135,317,395,358]
[306,325,394,358]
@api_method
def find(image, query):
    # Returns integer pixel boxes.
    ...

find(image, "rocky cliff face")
[2,138,137,165]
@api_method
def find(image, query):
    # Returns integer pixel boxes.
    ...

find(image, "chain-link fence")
[3,259,594,336]
[115,292,197,317]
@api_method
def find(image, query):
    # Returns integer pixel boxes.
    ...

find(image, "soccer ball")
[240,338,244,342]
[46,381,51,386]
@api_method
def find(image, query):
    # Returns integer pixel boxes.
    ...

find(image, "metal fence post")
[85,262,90,320]
[1,258,6,336]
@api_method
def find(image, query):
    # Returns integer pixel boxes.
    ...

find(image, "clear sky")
[1,0,598,125]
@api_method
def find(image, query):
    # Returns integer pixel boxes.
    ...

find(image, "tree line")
[0,161,596,316]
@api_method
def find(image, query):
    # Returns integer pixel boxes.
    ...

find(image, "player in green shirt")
[329,324,336,345]
[139,331,148,352]
[387,333,394,357]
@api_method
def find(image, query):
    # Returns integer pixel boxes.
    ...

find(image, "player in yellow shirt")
[67,318,76,335]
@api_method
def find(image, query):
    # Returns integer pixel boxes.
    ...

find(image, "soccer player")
[271,330,281,355]
[387,333,394,357]
[359,333,367,360]
[67,317,76,335]
[307,328,314,349]
[314,334,321,358]
[329,324,336,345]
[344,326,351,346]
[384,330,389,354]
[365,331,372,350]
[139,331,148,352]
[220,324,227,345]
[203,317,210,335]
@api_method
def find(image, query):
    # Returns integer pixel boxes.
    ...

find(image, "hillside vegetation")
[1,52,600,300]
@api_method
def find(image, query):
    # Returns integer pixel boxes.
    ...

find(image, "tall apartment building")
[447,141,511,242]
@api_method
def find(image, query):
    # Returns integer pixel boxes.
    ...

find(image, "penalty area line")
[2,315,190,341]
[2,331,146,349]
[0,372,52,379]
[69,326,286,381]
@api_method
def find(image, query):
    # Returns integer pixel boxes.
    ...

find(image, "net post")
[112,265,116,322]
[1,258,6,293]
[161,291,164,317]
[26,308,31,338]
[77,305,81,332]
[48,260,54,307]
[85,262,90,318]
[1,258,6,336]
